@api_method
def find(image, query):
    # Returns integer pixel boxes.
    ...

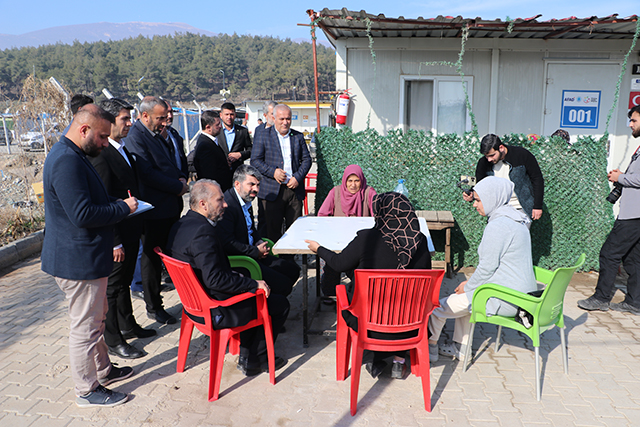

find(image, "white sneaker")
[439,342,466,360]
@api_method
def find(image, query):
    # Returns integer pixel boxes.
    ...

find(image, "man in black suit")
[162,101,188,177]
[126,96,189,325]
[90,98,157,360]
[194,110,233,191]
[218,164,300,296]
[253,100,277,138]
[166,179,289,376]
[219,102,252,173]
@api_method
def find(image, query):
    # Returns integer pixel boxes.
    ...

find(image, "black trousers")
[141,216,179,313]
[260,185,302,242]
[233,254,300,297]
[238,293,290,366]
[593,218,640,308]
[104,238,141,347]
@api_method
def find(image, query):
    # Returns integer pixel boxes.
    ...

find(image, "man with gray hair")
[251,103,311,241]
[254,100,277,137]
[126,96,188,325]
[218,164,300,297]
[166,179,289,376]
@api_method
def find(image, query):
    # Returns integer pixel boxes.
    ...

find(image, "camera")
[457,175,476,197]
[606,182,623,204]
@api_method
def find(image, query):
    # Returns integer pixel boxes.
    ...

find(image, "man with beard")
[217,164,300,297]
[126,96,188,325]
[193,110,233,191]
[42,104,138,407]
[89,98,157,360]
[464,134,544,227]
[254,100,277,138]
[166,179,289,376]
[578,105,640,315]
[218,102,252,174]
[160,101,188,177]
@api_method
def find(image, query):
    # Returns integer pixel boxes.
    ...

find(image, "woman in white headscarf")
[428,176,537,362]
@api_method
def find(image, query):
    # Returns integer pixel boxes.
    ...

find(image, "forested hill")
[0,33,336,103]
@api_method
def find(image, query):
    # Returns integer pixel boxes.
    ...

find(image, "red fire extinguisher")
[336,90,350,125]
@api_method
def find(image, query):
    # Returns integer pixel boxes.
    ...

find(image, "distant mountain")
[0,22,332,51]
[0,22,217,50]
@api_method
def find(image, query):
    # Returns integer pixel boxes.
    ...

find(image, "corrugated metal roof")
[307,8,639,41]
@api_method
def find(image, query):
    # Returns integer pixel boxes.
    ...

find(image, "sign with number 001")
[560,90,601,129]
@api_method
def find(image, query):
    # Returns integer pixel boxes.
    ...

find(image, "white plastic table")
[272,216,434,346]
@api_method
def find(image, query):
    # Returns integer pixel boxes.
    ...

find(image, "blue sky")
[1,1,637,42]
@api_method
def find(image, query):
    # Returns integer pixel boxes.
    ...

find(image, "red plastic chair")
[303,173,317,215]
[154,247,276,401]
[336,269,444,415]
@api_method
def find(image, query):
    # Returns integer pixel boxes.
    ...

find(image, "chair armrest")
[211,288,266,308]
[263,238,277,257]
[228,255,263,280]
[472,283,542,316]
[533,266,554,285]
[336,284,350,310]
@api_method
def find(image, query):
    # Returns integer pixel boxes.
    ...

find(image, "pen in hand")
[127,190,132,198]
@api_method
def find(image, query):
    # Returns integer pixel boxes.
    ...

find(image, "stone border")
[0,230,43,270]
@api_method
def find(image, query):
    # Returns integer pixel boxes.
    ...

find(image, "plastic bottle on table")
[393,179,409,197]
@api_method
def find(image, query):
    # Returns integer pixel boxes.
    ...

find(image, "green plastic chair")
[228,255,262,280]
[462,253,586,401]
[263,238,277,257]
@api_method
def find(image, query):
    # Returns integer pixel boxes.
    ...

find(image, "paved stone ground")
[1,256,639,427]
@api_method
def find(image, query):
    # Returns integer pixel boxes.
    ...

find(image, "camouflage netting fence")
[314,127,614,271]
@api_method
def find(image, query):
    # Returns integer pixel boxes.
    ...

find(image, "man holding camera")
[578,105,640,315]
[463,134,544,227]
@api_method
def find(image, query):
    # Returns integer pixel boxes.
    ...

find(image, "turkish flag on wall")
[630,92,640,109]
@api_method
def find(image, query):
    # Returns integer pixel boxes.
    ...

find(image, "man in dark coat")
[89,98,157,360]
[42,104,138,407]
[218,102,252,173]
[193,110,233,191]
[217,164,300,296]
[166,179,289,376]
[126,96,189,325]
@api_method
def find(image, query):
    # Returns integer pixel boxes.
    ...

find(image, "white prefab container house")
[313,9,639,170]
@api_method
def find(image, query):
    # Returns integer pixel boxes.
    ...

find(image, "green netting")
[314,128,614,271]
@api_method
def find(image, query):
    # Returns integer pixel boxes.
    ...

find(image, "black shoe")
[365,360,386,379]
[121,325,157,340]
[390,361,406,379]
[108,343,145,359]
[147,309,177,325]
[237,356,287,376]
[610,301,640,314]
[131,290,144,300]
[99,365,134,386]
[577,296,610,311]
[160,283,175,292]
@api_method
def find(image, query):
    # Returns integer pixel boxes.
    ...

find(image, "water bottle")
[394,179,409,197]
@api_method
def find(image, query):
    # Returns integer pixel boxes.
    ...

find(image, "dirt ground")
[0,150,45,246]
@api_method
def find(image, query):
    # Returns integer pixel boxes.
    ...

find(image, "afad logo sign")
[577,96,599,104]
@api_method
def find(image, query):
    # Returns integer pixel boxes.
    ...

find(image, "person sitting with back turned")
[217,164,300,297]
[166,179,290,376]
[306,192,432,379]
[317,164,377,297]
[429,176,536,362]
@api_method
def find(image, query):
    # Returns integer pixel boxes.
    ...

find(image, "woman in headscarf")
[428,176,536,362]
[318,164,377,217]
[306,192,431,379]
[317,165,377,297]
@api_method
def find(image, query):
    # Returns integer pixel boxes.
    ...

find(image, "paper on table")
[128,200,154,217]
